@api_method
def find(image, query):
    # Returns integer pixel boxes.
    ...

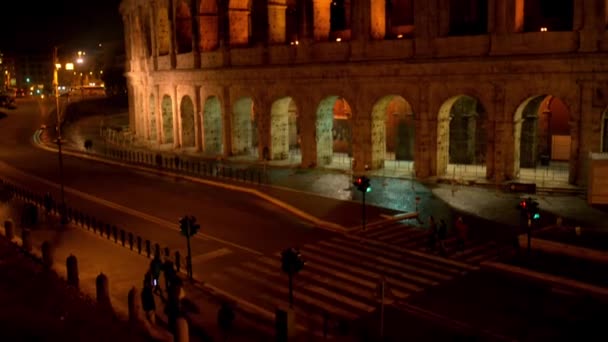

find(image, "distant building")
[119,0,608,188]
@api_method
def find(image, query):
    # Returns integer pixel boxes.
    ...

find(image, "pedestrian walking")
[438,219,448,256]
[149,254,163,295]
[455,216,468,252]
[427,216,438,251]
[141,272,156,325]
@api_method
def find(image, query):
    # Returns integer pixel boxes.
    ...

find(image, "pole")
[288,273,293,308]
[186,219,193,279]
[53,47,67,225]
[380,278,385,338]
[527,215,531,254]
[362,191,366,231]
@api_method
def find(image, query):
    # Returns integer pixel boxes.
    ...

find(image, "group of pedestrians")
[427,215,469,256]
[141,253,181,328]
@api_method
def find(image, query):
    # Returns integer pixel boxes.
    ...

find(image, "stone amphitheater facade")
[119,0,608,186]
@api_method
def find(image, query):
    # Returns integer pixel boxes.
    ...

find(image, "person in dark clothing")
[455,216,469,252]
[427,216,438,251]
[150,254,163,295]
[163,259,177,293]
[141,272,156,324]
[438,219,448,256]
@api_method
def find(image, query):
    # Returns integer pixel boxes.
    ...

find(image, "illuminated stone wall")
[120,0,608,186]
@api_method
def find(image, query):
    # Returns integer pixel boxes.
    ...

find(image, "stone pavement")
[0,200,272,342]
[56,112,608,232]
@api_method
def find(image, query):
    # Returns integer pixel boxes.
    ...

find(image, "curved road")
[0,97,335,269]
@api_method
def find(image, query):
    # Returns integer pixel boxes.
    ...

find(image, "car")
[0,95,16,109]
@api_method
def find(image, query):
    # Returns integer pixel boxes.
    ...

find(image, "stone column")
[351,0,371,41]
[413,0,436,56]
[312,0,331,41]
[256,99,272,162]
[268,1,287,44]
[191,0,201,68]
[298,96,317,168]
[415,82,431,178]
[578,0,604,52]
[491,84,507,183]
[222,87,232,157]
[194,85,203,152]
[228,6,251,46]
[173,85,180,148]
[150,5,158,70]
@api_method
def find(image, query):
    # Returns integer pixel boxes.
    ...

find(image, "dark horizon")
[1,0,123,54]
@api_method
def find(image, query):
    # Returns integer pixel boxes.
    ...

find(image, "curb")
[31,130,347,233]
[480,260,608,302]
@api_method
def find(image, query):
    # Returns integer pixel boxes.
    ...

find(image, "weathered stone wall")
[119,0,608,186]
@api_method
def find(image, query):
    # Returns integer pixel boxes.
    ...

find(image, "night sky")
[1,0,124,53]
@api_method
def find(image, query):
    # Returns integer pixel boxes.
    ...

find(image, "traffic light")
[281,247,305,275]
[353,176,371,193]
[180,215,200,237]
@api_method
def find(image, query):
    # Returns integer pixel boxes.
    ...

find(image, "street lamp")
[53,46,68,225]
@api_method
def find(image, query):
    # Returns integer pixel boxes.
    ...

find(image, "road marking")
[192,247,233,263]
[0,161,263,256]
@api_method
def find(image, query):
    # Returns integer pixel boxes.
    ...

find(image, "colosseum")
[118,0,608,188]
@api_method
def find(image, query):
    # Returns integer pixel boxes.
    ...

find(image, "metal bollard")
[41,241,53,269]
[137,236,142,254]
[112,226,118,243]
[105,224,111,238]
[66,254,79,288]
[145,240,151,257]
[120,229,126,246]
[128,232,134,250]
[96,273,111,310]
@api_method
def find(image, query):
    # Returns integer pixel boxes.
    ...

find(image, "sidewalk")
[0,200,272,342]
[54,112,608,231]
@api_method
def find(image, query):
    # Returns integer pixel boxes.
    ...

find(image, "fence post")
[120,229,126,246]
[145,240,151,257]
[96,273,112,310]
[41,241,53,269]
[128,232,134,250]
[67,254,79,288]
[137,236,142,254]
[112,226,118,243]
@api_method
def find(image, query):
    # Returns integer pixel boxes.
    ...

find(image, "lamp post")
[53,46,68,224]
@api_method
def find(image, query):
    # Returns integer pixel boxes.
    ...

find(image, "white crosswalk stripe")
[206,230,479,336]
[356,222,516,265]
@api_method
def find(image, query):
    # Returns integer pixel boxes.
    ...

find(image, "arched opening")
[602,108,608,152]
[180,96,195,148]
[437,95,487,178]
[385,0,415,39]
[270,97,300,162]
[143,10,152,56]
[231,97,258,158]
[316,96,353,169]
[199,0,219,51]
[203,96,223,155]
[251,0,268,45]
[330,0,351,41]
[176,0,193,53]
[149,94,157,141]
[523,0,573,32]
[448,0,488,36]
[371,95,415,175]
[514,95,571,185]
[157,6,171,56]
[161,95,173,144]
[286,0,298,44]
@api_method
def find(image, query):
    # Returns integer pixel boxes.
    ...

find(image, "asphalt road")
[0,97,336,276]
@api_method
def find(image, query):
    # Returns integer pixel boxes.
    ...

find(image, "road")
[2,97,605,341]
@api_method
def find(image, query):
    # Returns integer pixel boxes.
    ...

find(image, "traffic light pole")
[527,215,532,254]
[186,220,193,280]
[362,191,367,232]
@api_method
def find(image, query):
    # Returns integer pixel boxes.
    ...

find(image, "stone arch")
[316,96,352,166]
[232,97,257,156]
[149,94,157,141]
[513,94,572,180]
[161,95,173,144]
[448,0,488,36]
[523,0,574,32]
[270,97,299,160]
[180,95,195,147]
[203,96,223,155]
[176,0,193,53]
[199,0,219,51]
[229,0,251,46]
[602,108,608,152]
[437,95,487,176]
[330,0,351,40]
[371,95,415,169]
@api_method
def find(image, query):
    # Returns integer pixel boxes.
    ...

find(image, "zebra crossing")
[356,221,515,265]
[207,234,478,335]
